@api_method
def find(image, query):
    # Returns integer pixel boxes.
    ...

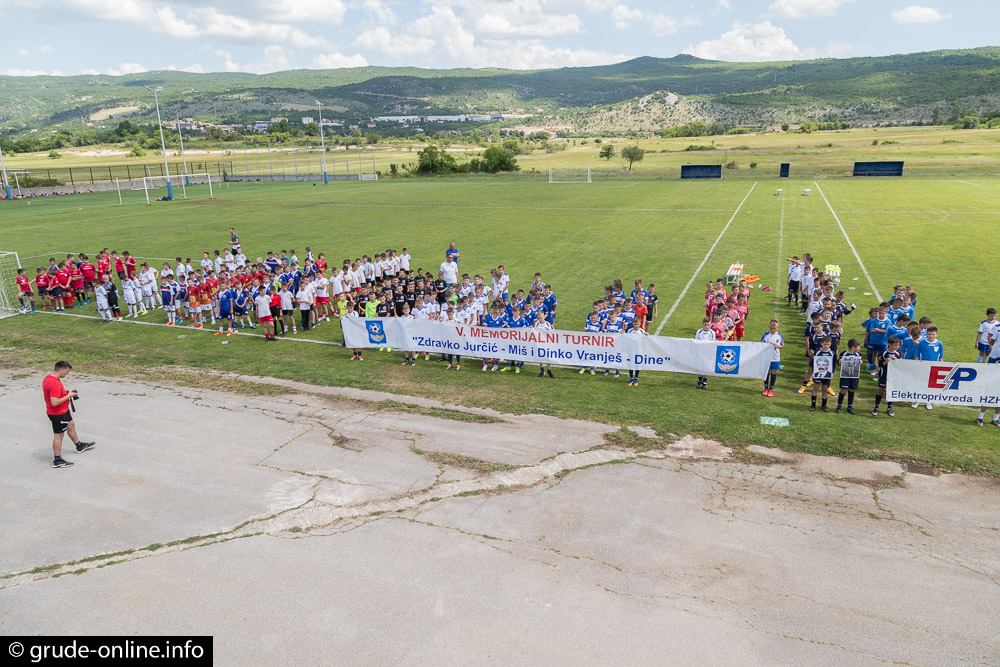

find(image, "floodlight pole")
[175,112,190,186]
[144,85,172,200]
[0,140,12,201]
[317,100,328,185]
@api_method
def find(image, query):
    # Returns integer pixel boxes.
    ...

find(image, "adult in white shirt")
[224,251,236,272]
[235,252,247,268]
[440,254,459,286]
[399,249,411,272]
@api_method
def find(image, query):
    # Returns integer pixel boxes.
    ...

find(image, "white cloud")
[215,50,241,72]
[891,5,952,23]
[167,63,206,73]
[685,20,811,62]
[15,47,29,56]
[354,27,435,57]
[717,0,731,10]
[239,45,297,74]
[105,62,148,76]
[312,52,369,68]
[610,3,694,35]
[357,0,398,26]
[3,68,64,76]
[35,44,54,53]
[767,0,853,19]
[611,4,645,29]
[154,6,200,38]
[81,68,100,75]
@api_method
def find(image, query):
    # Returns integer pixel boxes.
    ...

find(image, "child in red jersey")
[70,263,85,306]
[80,254,96,301]
[734,295,749,341]
[710,311,730,341]
[16,268,34,313]
[34,268,50,310]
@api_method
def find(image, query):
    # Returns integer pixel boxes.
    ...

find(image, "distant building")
[301,116,314,125]
[376,115,420,123]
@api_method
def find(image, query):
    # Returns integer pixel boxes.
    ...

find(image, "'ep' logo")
[928,365,977,390]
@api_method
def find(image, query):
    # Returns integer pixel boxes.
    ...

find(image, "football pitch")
[2,176,999,474]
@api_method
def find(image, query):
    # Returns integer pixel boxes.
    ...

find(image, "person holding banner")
[695,317,717,390]
[836,339,863,415]
[534,315,555,378]
[872,337,901,417]
[809,337,836,412]
[912,327,944,410]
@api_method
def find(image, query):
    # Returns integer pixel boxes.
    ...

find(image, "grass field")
[6,126,1000,186]
[3,174,1000,475]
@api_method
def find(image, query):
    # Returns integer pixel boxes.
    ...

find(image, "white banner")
[342,318,774,378]
[887,359,999,406]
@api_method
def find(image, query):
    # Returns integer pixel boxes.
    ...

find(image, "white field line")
[655,181,758,335]
[813,181,882,303]
[36,311,341,346]
[956,180,982,187]
[774,190,785,319]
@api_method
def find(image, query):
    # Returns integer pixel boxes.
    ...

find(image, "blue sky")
[0,0,995,76]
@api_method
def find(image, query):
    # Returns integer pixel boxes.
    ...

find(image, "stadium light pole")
[0,140,11,201]
[175,112,190,186]
[143,85,172,200]
[316,100,328,185]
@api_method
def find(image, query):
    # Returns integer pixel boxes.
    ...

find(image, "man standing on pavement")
[42,361,94,468]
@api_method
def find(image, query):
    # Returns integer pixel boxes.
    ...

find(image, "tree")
[415,145,458,175]
[781,123,790,132]
[267,119,291,134]
[480,145,519,173]
[599,145,615,160]
[620,145,645,171]
[365,133,381,145]
[303,122,320,136]
[931,106,942,125]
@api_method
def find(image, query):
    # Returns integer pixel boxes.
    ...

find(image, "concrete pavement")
[1,369,997,665]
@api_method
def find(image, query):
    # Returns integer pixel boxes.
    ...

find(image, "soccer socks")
[847,392,854,409]
[837,393,845,408]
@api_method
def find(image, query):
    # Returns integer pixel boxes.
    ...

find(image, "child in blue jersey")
[234,286,254,330]
[975,308,999,363]
[543,285,558,325]
[160,281,176,326]
[760,319,784,396]
[861,307,877,370]
[887,297,906,325]
[481,304,507,371]
[900,323,921,360]
[620,298,637,332]
[501,305,527,373]
[865,307,890,376]
[912,327,944,411]
[215,281,236,336]
[579,311,605,375]
[603,313,623,378]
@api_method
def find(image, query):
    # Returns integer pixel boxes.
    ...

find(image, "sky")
[0,0,996,76]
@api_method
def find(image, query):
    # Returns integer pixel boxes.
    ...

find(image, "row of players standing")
[784,254,948,417]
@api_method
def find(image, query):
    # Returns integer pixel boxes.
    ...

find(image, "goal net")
[549,166,592,184]
[0,251,24,319]
[131,172,214,205]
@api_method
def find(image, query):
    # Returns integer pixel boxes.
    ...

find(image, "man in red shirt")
[42,361,94,468]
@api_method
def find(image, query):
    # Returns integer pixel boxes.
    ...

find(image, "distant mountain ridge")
[1,48,999,132]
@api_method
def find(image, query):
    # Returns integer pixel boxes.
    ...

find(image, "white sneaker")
[481,364,488,372]
[911,401,920,409]
[925,404,933,410]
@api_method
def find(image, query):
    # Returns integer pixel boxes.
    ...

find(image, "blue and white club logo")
[715,345,740,375]
[366,320,386,345]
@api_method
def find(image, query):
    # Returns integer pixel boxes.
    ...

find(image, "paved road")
[1,370,997,665]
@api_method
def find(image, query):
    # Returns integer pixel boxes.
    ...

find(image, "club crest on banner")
[716,346,740,375]
[366,320,386,344]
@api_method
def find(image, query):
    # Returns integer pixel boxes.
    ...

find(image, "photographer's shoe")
[52,457,74,468]
[75,442,95,453]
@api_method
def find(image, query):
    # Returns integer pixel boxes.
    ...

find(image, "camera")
[71,390,80,400]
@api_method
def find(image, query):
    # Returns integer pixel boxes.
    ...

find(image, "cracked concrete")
[1,369,998,665]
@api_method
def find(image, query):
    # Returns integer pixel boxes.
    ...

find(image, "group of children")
[781,255,955,419]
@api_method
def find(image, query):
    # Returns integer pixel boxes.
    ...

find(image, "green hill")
[2,48,999,132]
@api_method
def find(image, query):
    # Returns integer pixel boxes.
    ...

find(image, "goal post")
[0,251,24,318]
[549,166,592,183]
[136,172,214,205]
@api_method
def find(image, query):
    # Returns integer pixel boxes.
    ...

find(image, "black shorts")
[50,286,63,298]
[48,412,73,434]
[839,378,860,391]
[282,309,294,316]
[270,306,281,319]
[20,290,33,297]
[814,378,832,387]
[878,376,888,388]
[788,280,800,292]
[117,270,125,279]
